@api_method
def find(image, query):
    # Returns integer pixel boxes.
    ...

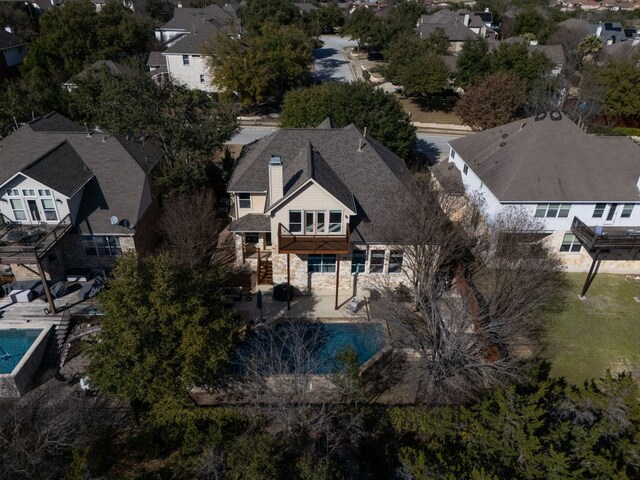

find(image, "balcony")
[0,214,73,265]
[571,216,640,251]
[277,223,350,255]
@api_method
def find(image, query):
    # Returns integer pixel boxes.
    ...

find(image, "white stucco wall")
[165,54,218,92]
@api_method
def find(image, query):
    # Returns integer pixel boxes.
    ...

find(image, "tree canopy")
[384,35,450,98]
[87,253,237,408]
[280,81,417,161]
[238,0,301,33]
[207,23,313,107]
[455,72,526,130]
[67,67,239,193]
[22,0,153,82]
[581,59,640,122]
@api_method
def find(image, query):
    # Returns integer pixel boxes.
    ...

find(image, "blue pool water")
[0,329,42,374]
[233,322,385,374]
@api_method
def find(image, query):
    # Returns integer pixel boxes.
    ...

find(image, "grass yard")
[545,273,640,385]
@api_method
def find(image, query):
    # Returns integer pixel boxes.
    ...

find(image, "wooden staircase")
[258,259,273,285]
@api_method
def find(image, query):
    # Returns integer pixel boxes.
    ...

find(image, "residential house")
[445,111,640,277]
[151,4,241,91]
[501,37,568,76]
[227,119,413,300]
[62,60,132,90]
[0,113,164,301]
[0,28,26,79]
[416,9,497,52]
[595,21,638,44]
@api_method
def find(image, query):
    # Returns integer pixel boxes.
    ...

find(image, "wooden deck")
[0,215,72,265]
[571,217,640,251]
[278,223,350,254]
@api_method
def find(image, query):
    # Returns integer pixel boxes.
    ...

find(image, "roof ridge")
[20,140,72,171]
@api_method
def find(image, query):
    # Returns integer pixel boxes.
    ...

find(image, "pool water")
[0,329,42,374]
[234,322,385,374]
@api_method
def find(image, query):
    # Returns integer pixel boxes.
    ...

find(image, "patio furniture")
[6,230,28,242]
[50,281,68,299]
[10,289,34,303]
[346,297,362,315]
[273,283,293,301]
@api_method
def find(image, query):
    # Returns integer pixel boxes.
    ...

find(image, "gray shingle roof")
[21,141,94,197]
[229,214,271,232]
[147,51,167,67]
[448,112,640,202]
[228,123,411,243]
[0,30,25,50]
[417,9,482,42]
[0,114,164,235]
[530,44,566,65]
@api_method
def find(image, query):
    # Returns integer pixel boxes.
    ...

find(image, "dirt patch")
[399,97,463,125]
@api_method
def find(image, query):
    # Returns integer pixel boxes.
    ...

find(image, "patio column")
[34,253,56,314]
[287,253,291,310]
[334,256,340,310]
[580,249,601,298]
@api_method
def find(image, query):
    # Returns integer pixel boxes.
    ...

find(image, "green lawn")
[545,273,640,385]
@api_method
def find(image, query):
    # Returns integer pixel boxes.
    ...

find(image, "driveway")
[313,35,357,83]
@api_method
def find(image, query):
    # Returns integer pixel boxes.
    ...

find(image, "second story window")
[328,210,342,233]
[5,189,19,197]
[182,54,190,66]
[593,203,606,218]
[40,199,58,221]
[238,193,251,209]
[289,210,302,233]
[10,199,26,221]
[621,204,634,218]
[535,204,570,218]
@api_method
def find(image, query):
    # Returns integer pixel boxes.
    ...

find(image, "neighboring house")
[417,9,497,52]
[0,28,27,79]
[62,60,132,90]
[227,119,413,301]
[146,51,170,84]
[445,111,640,276]
[0,113,164,295]
[501,37,567,76]
[600,38,640,61]
[153,4,241,91]
[295,2,318,14]
[595,21,638,44]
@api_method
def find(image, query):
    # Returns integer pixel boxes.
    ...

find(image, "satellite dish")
[122,219,132,229]
[110,216,119,225]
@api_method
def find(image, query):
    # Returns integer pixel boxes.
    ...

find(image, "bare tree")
[372,175,566,405]
[231,322,364,452]
[159,189,224,269]
[0,383,129,480]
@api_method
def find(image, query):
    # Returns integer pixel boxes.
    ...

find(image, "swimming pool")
[0,329,43,374]
[234,322,386,374]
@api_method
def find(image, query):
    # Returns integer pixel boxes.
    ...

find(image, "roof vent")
[269,154,282,166]
[501,133,508,139]
[535,112,547,122]
[499,141,507,147]
[520,121,526,130]
[550,111,562,121]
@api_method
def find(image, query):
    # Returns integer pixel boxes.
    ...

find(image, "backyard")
[545,273,640,385]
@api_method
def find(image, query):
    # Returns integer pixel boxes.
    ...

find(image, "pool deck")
[232,288,374,323]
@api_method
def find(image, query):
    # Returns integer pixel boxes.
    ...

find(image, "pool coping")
[0,326,52,397]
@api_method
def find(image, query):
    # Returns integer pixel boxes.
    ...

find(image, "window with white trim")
[238,193,251,209]
[621,204,634,218]
[370,250,385,273]
[288,210,302,233]
[38,189,51,196]
[308,254,336,273]
[328,210,342,233]
[10,199,26,221]
[21,189,35,196]
[388,250,403,273]
[463,164,468,175]
[592,203,606,218]
[182,55,189,65]
[560,233,581,253]
[82,235,123,256]
[534,203,571,218]
[5,189,19,197]
[40,198,58,221]
[351,249,366,274]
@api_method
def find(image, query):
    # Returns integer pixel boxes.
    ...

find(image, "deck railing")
[571,216,640,250]
[0,214,73,264]
[278,223,350,254]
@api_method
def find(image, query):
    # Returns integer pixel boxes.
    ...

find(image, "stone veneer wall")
[61,234,136,272]
[546,230,640,274]
[9,244,67,282]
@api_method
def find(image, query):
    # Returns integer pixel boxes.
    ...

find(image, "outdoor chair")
[346,297,361,315]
